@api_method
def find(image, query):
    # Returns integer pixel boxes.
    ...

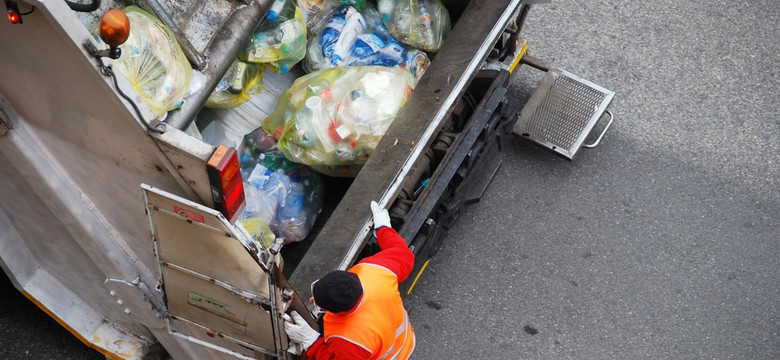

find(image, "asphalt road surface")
[406,1,779,359]
[1,1,777,359]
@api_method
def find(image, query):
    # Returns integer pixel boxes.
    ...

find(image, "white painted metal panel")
[142,184,285,359]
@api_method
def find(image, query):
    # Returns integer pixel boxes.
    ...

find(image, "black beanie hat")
[312,270,363,313]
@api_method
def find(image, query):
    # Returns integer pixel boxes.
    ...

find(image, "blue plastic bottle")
[266,0,286,22]
[278,172,304,219]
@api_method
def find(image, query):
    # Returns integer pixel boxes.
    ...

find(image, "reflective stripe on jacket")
[323,263,415,360]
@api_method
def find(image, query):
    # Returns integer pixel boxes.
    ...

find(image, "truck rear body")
[0,0,553,358]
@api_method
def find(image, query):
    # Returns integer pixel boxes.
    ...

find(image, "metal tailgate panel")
[142,184,281,357]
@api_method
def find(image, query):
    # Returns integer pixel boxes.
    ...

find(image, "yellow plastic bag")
[263,66,416,177]
[97,6,193,116]
[206,60,265,109]
[238,217,283,268]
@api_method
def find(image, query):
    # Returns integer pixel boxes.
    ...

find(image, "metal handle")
[583,110,614,148]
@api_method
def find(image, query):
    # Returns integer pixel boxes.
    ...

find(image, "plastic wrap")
[304,2,430,80]
[263,66,416,177]
[97,6,193,116]
[205,60,265,109]
[296,0,329,26]
[240,0,307,74]
[377,0,451,53]
[238,217,277,251]
[239,128,324,243]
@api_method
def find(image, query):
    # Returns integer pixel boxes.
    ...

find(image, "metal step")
[513,67,614,160]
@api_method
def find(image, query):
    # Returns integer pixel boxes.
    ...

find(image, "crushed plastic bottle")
[277,172,304,220]
[274,170,321,243]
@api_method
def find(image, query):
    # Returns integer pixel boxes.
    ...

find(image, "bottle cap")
[306,96,323,109]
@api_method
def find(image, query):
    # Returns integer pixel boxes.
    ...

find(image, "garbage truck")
[0,0,614,358]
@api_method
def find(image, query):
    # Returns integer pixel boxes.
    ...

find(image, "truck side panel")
[0,1,219,357]
[289,0,522,295]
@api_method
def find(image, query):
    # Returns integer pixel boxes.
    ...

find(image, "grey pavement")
[0,272,104,359]
[1,1,778,359]
[406,1,779,359]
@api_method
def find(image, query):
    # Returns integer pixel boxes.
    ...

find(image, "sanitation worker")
[284,200,416,359]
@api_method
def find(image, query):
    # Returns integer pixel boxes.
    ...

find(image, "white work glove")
[371,200,392,236]
[283,311,320,352]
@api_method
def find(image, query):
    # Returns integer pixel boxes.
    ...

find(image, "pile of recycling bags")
[95,0,453,245]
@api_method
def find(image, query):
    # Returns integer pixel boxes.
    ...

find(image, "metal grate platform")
[514,67,614,159]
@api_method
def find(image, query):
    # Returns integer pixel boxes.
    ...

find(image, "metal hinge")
[104,277,167,323]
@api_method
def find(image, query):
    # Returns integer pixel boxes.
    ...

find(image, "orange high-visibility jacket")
[322,263,415,360]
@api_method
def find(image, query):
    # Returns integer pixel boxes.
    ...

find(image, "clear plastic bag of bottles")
[263,66,417,177]
[240,0,308,74]
[206,59,265,109]
[377,0,451,53]
[238,127,324,243]
[304,1,430,80]
[95,6,193,116]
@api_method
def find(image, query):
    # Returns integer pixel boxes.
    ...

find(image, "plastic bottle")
[275,172,313,242]
[265,169,289,206]
[331,7,366,66]
[240,153,257,179]
[278,172,304,220]
[304,95,337,154]
[413,1,436,51]
[247,163,272,188]
[266,0,286,22]
[242,182,278,224]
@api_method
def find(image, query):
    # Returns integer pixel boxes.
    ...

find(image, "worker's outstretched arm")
[358,202,415,282]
